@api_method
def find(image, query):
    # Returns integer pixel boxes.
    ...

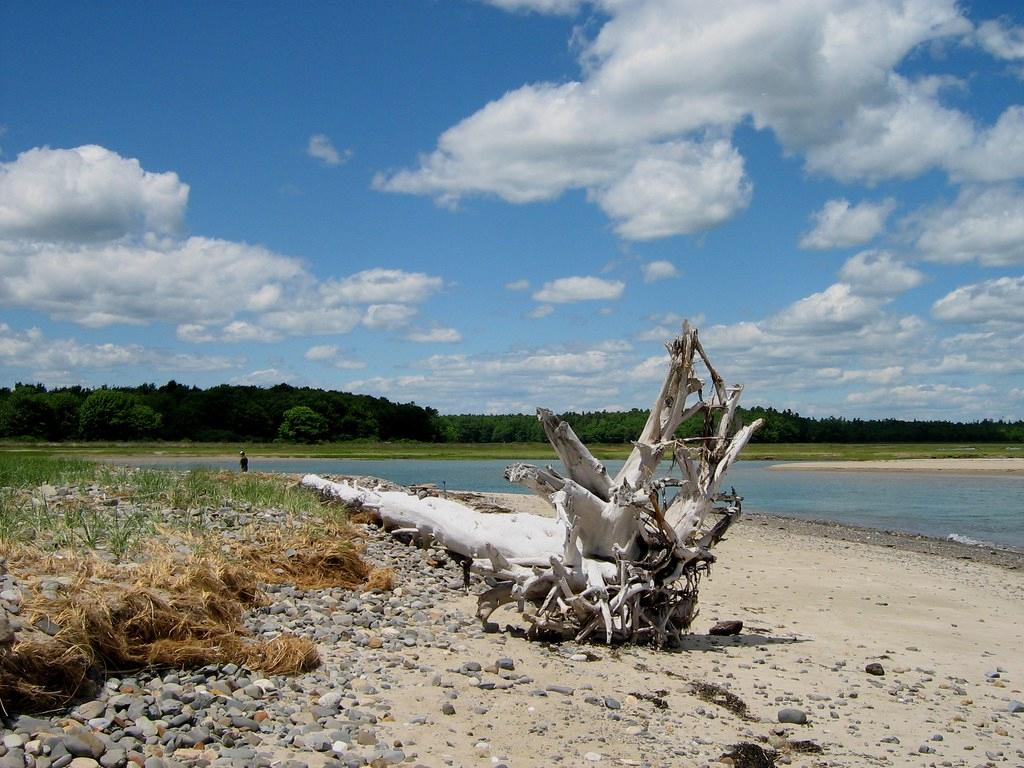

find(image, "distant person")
[239,450,249,472]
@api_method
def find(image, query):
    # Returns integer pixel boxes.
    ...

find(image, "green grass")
[0,455,329,559]
[2,439,1020,462]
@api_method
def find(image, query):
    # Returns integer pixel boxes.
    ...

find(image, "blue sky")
[1,0,1022,419]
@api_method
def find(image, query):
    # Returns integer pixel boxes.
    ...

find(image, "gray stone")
[1008,700,1024,713]
[777,708,808,725]
[441,702,456,715]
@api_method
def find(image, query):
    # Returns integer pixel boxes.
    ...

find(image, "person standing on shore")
[239,450,249,472]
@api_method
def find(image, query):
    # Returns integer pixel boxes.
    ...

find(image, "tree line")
[0,382,440,443]
[435,406,1024,444]
[1,382,1021,444]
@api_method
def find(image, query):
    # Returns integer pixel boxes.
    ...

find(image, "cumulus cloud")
[0,323,234,382]
[528,304,554,319]
[948,107,1024,183]
[593,140,752,239]
[976,18,1024,60]
[407,326,463,343]
[838,250,925,296]
[0,236,303,328]
[303,344,366,369]
[932,276,1024,324]
[772,283,880,334]
[0,145,450,345]
[482,0,584,13]
[912,185,1024,266]
[362,303,418,330]
[307,134,351,167]
[505,279,530,291]
[532,276,625,303]
[800,199,896,250]
[0,145,188,241]
[321,269,443,305]
[375,0,1016,237]
[347,340,635,412]
[640,260,679,283]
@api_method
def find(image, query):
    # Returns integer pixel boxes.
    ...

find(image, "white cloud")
[347,340,636,412]
[593,140,752,240]
[303,344,366,369]
[528,304,554,319]
[482,0,584,14]
[322,268,443,305]
[505,279,530,291]
[912,185,1024,266]
[0,236,303,328]
[376,0,1007,236]
[0,145,449,345]
[976,18,1024,60]
[0,323,234,381]
[802,75,975,182]
[221,320,282,343]
[307,134,352,167]
[800,198,896,250]
[407,326,463,343]
[362,303,418,330]
[640,260,679,283]
[932,276,1024,325]
[949,107,1024,183]
[0,145,188,241]
[230,368,296,386]
[304,344,339,361]
[532,276,625,303]
[259,307,363,336]
[838,250,925,297]
[772,283,880,333]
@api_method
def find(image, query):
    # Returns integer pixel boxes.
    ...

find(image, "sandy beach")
[768,458,1024,474]
[3,479,1022,768]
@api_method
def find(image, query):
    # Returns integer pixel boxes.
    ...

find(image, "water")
[135,457,1024,551]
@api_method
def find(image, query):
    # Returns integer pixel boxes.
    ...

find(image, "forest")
[0,382,1021,445]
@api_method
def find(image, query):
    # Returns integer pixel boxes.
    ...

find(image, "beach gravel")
[2,477,1023,768]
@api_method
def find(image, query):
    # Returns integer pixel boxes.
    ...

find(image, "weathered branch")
[302,320,759,647]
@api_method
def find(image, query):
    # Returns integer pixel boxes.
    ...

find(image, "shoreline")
[471,490,1024,569]
[769,457,1024,474]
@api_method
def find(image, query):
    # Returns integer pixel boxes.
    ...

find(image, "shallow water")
[130,457,1024,551]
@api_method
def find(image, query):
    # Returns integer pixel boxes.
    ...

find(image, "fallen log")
[303,321,761,646]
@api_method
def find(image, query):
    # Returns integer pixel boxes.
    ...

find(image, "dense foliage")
[0,382,440,443]
[434,406,1024,445]
[0,382,1020,444]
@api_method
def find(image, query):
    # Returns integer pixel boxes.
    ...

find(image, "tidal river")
[129,457,1024,552]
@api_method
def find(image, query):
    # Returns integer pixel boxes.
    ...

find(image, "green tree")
[79,390,162,440]
[0,390,54,439]
[277,406,329,443]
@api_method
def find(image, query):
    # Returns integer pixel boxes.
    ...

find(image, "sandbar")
[769,457,1024,474]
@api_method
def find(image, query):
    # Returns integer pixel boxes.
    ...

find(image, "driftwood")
[303,321,761,646]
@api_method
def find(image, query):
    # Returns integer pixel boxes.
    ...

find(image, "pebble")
[6,478,1022,768]
[778,708,808,725]
[865,662,885,676]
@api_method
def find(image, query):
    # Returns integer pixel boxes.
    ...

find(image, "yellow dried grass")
[0,516,382,714]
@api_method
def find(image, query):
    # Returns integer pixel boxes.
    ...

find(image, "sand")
[769,458,1024,474]
[376,490,1024,766]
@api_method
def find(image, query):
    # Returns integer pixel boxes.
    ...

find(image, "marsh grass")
[0,456,338,558]
[0,455,369,713]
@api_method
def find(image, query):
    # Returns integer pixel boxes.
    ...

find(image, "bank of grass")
[0,454,382,713]
[2,439,1021,462]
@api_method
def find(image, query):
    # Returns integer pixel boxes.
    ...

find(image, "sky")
[1,0,1023,420]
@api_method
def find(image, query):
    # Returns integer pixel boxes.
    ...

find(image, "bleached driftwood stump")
[303,322,761,647]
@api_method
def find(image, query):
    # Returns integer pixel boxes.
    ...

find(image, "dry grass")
[0,515,381,714]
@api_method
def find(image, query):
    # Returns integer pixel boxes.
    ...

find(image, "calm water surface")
[136,457,1024,551]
